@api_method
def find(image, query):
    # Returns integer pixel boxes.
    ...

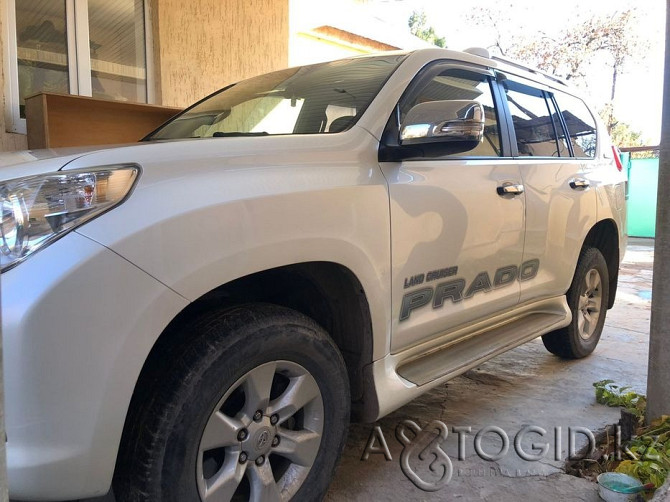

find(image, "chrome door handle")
[497,183,525,197]
[569,178,591,190]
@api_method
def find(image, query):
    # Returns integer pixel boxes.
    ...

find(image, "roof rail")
[491,55,567,86]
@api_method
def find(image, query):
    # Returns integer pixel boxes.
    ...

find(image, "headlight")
[1,164,139,272]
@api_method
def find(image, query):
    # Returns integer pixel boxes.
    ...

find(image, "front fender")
[77,157,393,359]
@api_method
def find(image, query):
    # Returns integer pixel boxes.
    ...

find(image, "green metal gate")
[623,153,659,238]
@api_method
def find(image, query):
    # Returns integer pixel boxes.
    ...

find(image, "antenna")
[463,47,491,59]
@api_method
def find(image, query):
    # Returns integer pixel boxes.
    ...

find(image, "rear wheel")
[542,247,610,359]
[114,304,350,502]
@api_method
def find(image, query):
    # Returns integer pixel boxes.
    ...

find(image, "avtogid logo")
[396,420,453,491]
[361,419,605,492]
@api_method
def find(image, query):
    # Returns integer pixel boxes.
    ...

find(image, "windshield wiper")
[212,131,269,137]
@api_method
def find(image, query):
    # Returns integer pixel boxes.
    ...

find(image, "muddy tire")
[542,247,609,359]
[114,303,350,501]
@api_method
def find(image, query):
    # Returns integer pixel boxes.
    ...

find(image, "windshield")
[145,54,407,140]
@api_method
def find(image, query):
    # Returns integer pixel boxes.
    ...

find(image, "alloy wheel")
[196,360,324,502]
[577,268,603,340]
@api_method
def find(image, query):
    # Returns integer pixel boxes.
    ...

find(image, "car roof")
[348,47,569,91]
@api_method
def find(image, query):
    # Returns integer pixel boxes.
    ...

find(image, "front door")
[380,65,526,353]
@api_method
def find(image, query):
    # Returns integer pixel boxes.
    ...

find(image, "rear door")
[497,75,597,303]
[380,63,526,353]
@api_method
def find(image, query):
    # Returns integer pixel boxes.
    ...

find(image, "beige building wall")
[151,0,290,108]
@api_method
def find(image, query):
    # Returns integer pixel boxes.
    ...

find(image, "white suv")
[1,48,626,501]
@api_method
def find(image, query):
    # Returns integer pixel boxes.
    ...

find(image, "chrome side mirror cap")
[400,100,485,145]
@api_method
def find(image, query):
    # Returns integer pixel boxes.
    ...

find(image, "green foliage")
[408,10,446,48]
[593,379,646,418]
[630,150,659,160]
[609,121,644,148]
[593,381,669,489]
[616,416,670,488]
[597,103,656,156]
[608,121,657,158]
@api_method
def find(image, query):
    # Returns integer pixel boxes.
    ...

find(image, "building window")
[4,0,152,134]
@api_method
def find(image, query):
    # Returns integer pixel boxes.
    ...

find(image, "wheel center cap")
[242,418,275,459]
[253,427,272,452]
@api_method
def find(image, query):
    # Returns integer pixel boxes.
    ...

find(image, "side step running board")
[397,312,569,386]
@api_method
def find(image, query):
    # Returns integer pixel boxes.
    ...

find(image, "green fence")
[624,154,659,238]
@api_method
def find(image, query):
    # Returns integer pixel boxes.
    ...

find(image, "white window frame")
[3,0,154,134]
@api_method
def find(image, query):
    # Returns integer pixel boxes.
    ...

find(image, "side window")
[554,92,597,158]
[502,81,561,157]
[401,69,501,157]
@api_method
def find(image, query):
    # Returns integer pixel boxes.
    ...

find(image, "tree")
[508,10,642,85]
[408,10,446,48]
[466,5,519,57]
[470,8,646,134]
[602,105,655,155]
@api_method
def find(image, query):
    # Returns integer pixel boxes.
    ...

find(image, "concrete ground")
[326,238,654,501]
[82,239,657,502]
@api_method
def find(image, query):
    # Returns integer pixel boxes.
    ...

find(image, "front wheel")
[542,247,610,359]
[114,304,350,502]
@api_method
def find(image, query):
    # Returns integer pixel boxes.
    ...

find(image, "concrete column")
[646,0,670,422]
[0,277,7,499]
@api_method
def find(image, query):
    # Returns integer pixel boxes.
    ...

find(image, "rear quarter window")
[554,92,597,158]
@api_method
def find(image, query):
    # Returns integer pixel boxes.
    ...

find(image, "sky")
[363,0,666,144]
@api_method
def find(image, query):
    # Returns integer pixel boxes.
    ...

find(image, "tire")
[114,303,350,502]
[542,247,610,359]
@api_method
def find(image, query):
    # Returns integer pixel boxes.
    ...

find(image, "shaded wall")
[151,0,290,108]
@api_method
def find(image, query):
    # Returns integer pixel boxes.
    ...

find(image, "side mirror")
[400,100,485,145]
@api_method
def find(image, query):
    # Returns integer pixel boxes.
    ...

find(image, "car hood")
[0,144,138,180]
[62,132,375,186]
[0,130,376,187]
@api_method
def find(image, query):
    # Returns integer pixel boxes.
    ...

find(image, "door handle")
[497,182,525,197]
[569,178,591,190]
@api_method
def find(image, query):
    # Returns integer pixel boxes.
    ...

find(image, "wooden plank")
[25,92,182,149]
[620,145,660,153]
[25,94,48,150]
